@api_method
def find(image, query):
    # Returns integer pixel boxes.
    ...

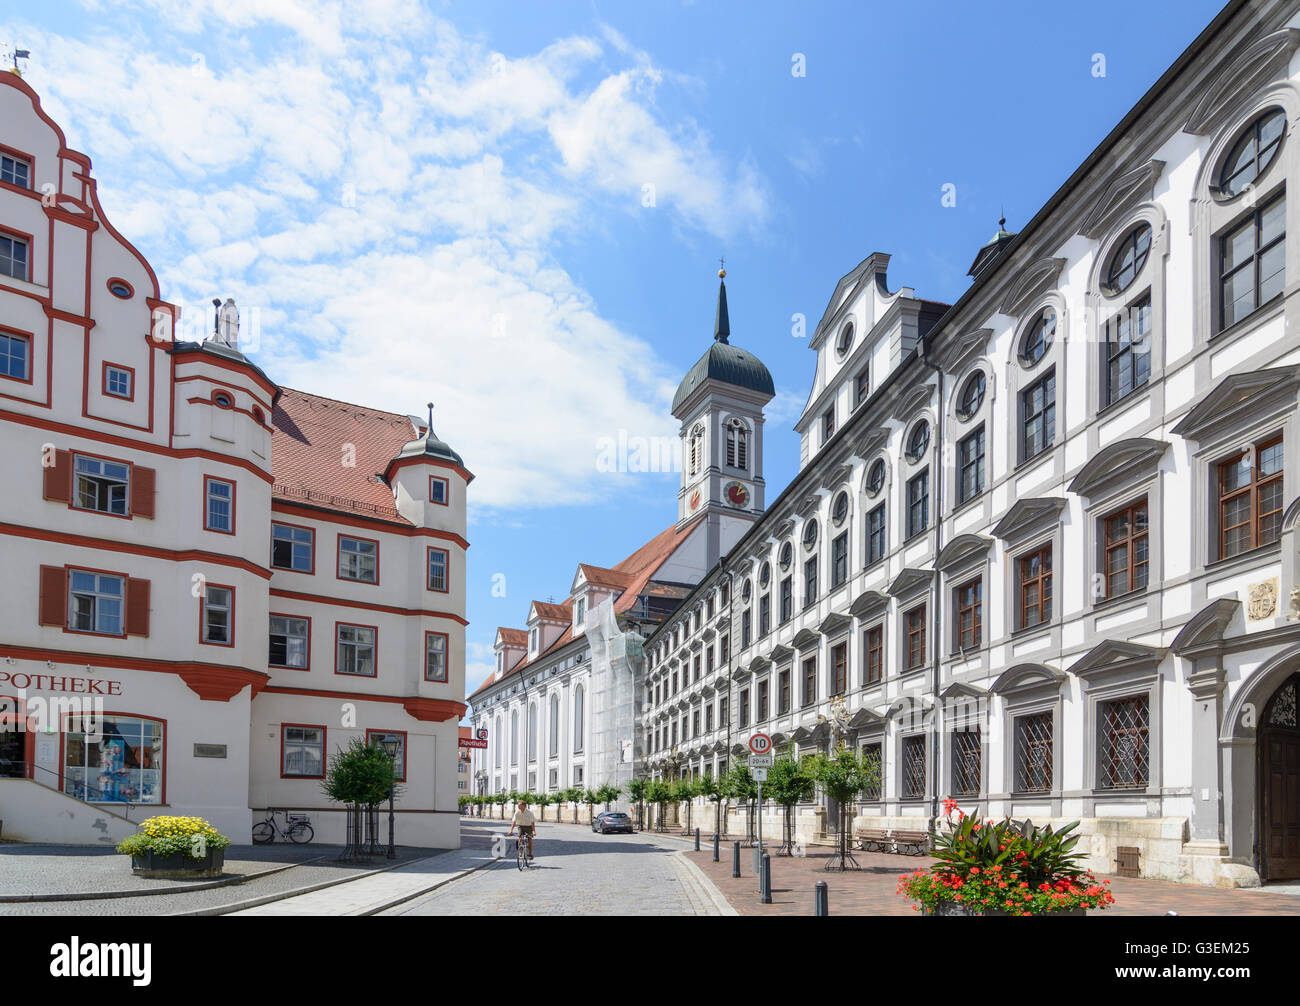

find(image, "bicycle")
[516,830,533,870]
[252,809,314,844]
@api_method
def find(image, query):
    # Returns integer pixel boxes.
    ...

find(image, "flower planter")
[924,902,1085,917]
[130,848,225,879]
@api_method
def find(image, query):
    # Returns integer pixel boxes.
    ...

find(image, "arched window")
[573,685,585,753]
[958,372,986,419]
[510,710,518,766]
[527,703,537,762]
[835,321,854,358]
[1021,309,1055,365]
[778,541,793,570]
[803,518,819,550]
[832,491,850,526]
[688,425,704,477]
[726,419,748,470]
[549,694,560,757]
[906,420,931,460]
[866,458,886,496]
[1104,224,1152,295]
[1217,107,1286,199]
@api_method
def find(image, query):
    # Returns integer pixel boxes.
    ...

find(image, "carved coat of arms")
[1247,579,1279,620]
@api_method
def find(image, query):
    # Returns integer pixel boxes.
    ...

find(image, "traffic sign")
[748,753,773,768]
[751,767,769,782]
[749,732,772,755]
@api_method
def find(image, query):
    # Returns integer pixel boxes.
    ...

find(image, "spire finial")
[713,266,730,343]
[999,205,1006,230]
[426,402,434,433]
[718,255,726,279]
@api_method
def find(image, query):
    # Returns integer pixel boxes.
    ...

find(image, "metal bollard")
[695,827,700,851]
[761,853,772,904]
[713,832,720,862]
[732,840,741,878]
[814,880,828,916]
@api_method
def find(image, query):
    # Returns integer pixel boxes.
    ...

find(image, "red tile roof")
[530,600,572,622]
[577,564,636,590]
[271,388,418,523]
[496,628,528,647]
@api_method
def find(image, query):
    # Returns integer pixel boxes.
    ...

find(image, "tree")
[625,777,649,831]
[535,791,553,821]
[726,764,759,846]
[564,786,583,824]
[645,779,672,831]
[674,776,699,834]
[765,754,815,855]
[494,790,510,819]
[322,737,401,808]
[582,787,600,823]
[808,744,879,870]
[597,782,621,812]
[697,773,727,839]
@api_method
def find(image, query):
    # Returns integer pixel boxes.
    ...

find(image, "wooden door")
[1260,675,1300,881]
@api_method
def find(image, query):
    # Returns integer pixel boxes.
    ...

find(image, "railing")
[0,760,138,821]
[272,483,397,519]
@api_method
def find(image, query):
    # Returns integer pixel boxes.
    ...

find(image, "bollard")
[814,880,828,916]
[695,827,700,851]
[732,840,741,878]
[761,853,772,904]
[713,832,720,863]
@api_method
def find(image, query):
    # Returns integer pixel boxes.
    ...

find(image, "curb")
[0,858,312,904]
[356,854,503,916]
[673,851,740,916]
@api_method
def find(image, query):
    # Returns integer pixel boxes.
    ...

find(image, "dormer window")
[529,627,538,653]
[576,597,586,625]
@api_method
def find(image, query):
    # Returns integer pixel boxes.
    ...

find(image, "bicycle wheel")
[516,837,525,870]
[251,821,275,844]
[289,822,314,844]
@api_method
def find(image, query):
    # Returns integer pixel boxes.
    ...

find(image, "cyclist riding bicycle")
[507,800,536,861]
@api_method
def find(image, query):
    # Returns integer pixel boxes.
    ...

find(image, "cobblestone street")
[383,822,732,916]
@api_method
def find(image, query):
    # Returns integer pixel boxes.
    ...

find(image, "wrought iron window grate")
[1015,712,1053,793]
[952,730,981,796]
[1099,695,1149,789]
[902,735,926,800]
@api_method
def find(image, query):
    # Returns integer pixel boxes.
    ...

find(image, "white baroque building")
[641,0,1300,887]
[0,71,470,848]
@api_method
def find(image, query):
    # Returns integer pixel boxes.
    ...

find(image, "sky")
[3,0,1228,696]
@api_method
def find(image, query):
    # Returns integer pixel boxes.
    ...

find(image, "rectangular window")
[801,657,816,707]
[576,597,586,624]
[429,475,449,505]
[281,725,325,778]
[741,610,751,648]
[268,615,309,669]
[338,535,379,584]
[1218,436,1283,559]
[425,631,449,682]
[719,696,728,728]
[778,667,790,714]
[73,455,129,515]
[0,152,31,189]
[780,577,793,623]
[719,634,729,664]
[1219,193,1285,331]
[854,367,870,409]
[68,569,124,635]
[63,713,162,804]
[1103,500,1149,597]
[867,504,886,564]
[1098,695,1149,790]
[1103,296,1151,406]
[830,641,847,696]
[804,556,818,605]
[427,547,449,592]
[705,704,714,732]
[902,735,927,800]
[204,477,235,533]
[952,730,981,797]
[906,471,929,538]
[861,743,882,800]
[366,730,407,781]
[905,605,926,670]
[823,408,835,441]
[759,594,770,636]
[1022,372,1056,460]
[706,645,715,674]
[336,623,376,676]
[1018,546,1053,629]
[739,688,750,728]
[864,626,883,685]
[956,579,982,650]
[1014,712,1054,794]
[0,231,29,281]
[756,679,769,722]
[271,522,314,572]
[692,707,701,735]
[201,585,233,646]
[957,427,985,504]
[104,364,133,400]
[0,329,30,381]
[831,532,848,587]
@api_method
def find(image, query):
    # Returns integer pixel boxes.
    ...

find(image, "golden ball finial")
[718,256,726,279]
[718,268,726,279]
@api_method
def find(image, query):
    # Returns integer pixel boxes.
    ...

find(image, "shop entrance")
[0,697,29,777]
[1259,673,1300,882]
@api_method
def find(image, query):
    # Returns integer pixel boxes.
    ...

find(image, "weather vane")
[5,46,30,76]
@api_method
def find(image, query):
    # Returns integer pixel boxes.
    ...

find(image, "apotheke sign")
[0,671,123,695]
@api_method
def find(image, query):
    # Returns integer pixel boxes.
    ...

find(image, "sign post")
[749,732,773,869]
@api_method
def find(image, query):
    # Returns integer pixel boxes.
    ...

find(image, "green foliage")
[726,763,757,801]
[321,737,401,807]
[764,755,815,807]
[117,815,231,860]
[645,779,672,805]
[672,776,699,802]
[931,815,1089,890]
[494,790,510,806]
[697,773,725,803]
[806,744,875,804]
[596,783,621,807]
[624,777,649,802]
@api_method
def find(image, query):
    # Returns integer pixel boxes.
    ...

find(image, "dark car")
[592,811,634,834]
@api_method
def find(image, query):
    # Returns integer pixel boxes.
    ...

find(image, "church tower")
[671,268,775,562]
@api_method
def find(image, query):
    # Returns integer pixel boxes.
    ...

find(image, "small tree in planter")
[118,816,232,878]
[726,764,758,847]
[674,776,700,835]
[322,737,402,859]
[807,745,875,870]
[698,773,726,840]
[897,803,1117,916]
[645,779,671,831]
[625,777,649,830]
[766,755,815,855]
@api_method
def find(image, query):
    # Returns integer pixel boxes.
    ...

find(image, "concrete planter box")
[924,901,1085,917]
[130,848,225,879]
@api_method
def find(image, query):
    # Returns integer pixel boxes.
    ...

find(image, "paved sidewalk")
[227,822,500,916]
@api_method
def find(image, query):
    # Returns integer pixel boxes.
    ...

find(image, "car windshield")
[606,813,628,819]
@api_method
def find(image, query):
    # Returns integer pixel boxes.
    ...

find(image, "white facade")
[641,1,1300,886]
[0,72,469,848]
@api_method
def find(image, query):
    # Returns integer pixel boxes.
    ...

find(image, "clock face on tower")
[724,481,750,507]
[689,489,702,511]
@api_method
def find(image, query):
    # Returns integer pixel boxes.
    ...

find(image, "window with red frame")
[1218,436,1283,559]
[366,730,407,781]
[428,548,449,592]
[425,632,449,682]
[204,477,235,533]
[281,724,325,778]
[429,476,449,505]
[905,605,926,669]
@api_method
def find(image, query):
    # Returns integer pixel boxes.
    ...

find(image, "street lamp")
[380,737,401,859]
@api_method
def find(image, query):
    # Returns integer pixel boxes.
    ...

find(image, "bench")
[856,828,930,855]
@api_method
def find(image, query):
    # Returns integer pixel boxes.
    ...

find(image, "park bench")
[856,827,930,855]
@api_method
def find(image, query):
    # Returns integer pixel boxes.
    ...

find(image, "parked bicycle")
[252,809,314,844]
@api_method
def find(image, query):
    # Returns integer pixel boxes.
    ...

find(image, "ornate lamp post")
[380,737,401,859]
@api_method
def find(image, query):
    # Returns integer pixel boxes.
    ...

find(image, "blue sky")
[4,0,1226,693]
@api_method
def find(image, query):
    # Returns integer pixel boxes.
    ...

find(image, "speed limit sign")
[749,732,772,755]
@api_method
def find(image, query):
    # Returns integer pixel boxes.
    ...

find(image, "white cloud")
[11,5,770,507]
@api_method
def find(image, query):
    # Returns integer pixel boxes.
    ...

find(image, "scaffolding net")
[585,595,643,805]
